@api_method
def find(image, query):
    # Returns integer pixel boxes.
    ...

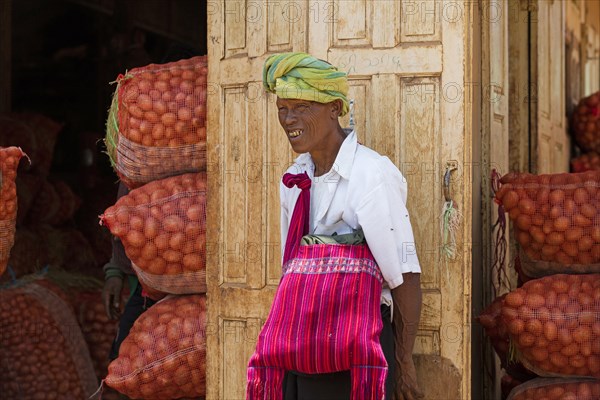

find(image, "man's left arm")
[391,272,423,400]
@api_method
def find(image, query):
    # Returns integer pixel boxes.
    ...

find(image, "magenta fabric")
[247,174,387,400]
[247,244,387,399]
[281,172,311,265]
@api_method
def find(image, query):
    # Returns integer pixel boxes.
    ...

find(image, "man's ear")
[330,99,343,118]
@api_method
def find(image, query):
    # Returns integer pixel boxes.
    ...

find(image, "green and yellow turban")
[263,52,349,116]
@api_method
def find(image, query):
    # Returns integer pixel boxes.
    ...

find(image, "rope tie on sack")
[491,169,509,296]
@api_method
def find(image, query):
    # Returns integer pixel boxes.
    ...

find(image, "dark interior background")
[4,0,207,280]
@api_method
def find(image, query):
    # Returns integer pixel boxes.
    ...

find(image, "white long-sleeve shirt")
[280,129,421,304]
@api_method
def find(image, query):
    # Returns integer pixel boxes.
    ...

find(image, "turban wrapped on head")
[263,52,350,116]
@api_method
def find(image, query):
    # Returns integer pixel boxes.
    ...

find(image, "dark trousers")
[109,284,158,360]
[283,304,395,400]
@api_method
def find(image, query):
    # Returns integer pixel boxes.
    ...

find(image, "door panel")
[584,23,600,96]
[533,0,569,173]
[481,1,510,397]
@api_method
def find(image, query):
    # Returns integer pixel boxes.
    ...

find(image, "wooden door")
[583,21,600,97]
[532,0,569,173]
[566,0,583,117]
[481,0,510,398]
[206,1,475,399]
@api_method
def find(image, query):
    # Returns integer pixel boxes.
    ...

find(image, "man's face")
[276,98,336,154]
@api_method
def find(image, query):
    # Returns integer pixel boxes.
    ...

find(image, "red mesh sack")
[105,56,208,189]
[25,179,81,227]
[105,294,206,399]
[514,256,534,286]
[477,294,537,382]
[495,171,600,277]
[0,117,36,173]
[477,294,510,359]
[507,377,600,400]
[27,178,62,225]
[59,228,100,272]
[15,112,63,177]
[572,91,600,153]
[100,172,206,294]
[49,180,82,225]
[0,281,98,397]
[501,274,600,378]
[571,152,600,173]
[37,224,69,267]
[7,227,44,278]
[73,290,119,380]
[31,271,125,382]
[15,172,41,226]
[0,147,25,276]
[32,277,76,310]
[139,278,168,301]
[501,374,523,400]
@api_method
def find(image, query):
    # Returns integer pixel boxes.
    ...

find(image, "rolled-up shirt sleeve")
[356,175,421,289]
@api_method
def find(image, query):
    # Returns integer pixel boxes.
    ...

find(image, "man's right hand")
[103,276,124,320]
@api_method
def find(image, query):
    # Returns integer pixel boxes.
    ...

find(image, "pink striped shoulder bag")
[246,172,387,400]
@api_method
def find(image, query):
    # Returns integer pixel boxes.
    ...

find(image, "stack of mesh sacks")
[0,114,100,281]
[101,56,208,399]
[493,171,600,398]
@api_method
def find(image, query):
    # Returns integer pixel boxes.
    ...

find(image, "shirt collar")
[294,128,357,180]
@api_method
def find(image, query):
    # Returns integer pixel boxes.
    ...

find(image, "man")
[247,52,424,400]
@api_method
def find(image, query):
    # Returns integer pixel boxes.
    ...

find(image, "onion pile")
[105,56,208,189]
[105,294,206,399]
[0,147,25,276]
[100,172,206,294]
[501,274,600,378]
[572,91,600,153]
[508,378,600,400]
[495,171,600,277]
[571,152,600,173]
[0,282,97,397]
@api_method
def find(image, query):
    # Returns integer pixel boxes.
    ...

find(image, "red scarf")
[247,172,387,400]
